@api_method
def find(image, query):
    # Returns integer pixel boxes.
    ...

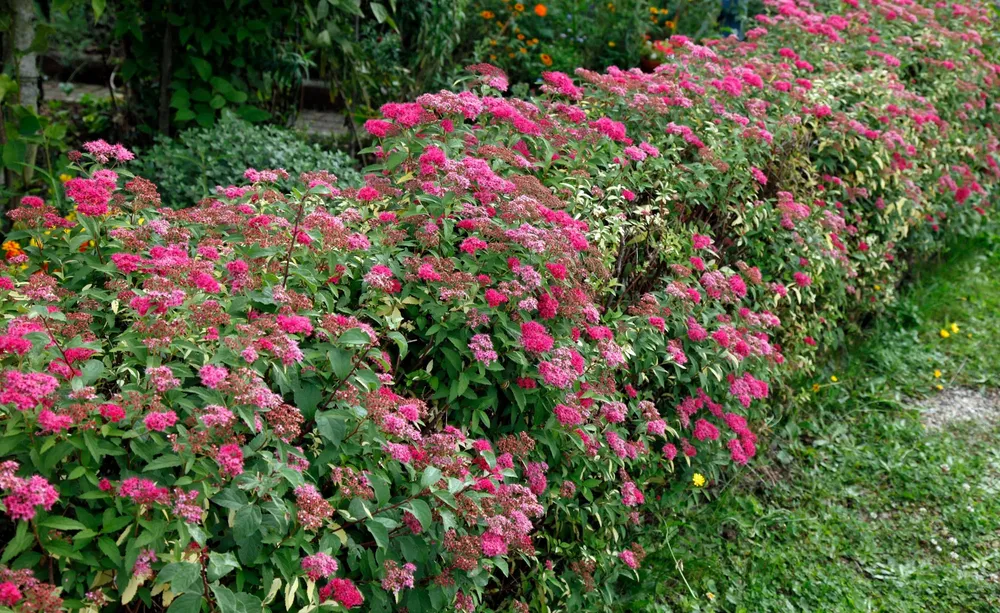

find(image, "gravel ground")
[918,387,1000,429]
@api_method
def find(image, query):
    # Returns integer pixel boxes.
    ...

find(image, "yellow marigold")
[480,10,495,19]
[540,53,553,66]
[692,473,706,487]
[534,3,547,16]
[940,329,950,338]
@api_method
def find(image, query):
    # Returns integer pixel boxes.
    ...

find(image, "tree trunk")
[11,0,39,184]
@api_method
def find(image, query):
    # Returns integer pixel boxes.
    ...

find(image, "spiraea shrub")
[1,0,998,611]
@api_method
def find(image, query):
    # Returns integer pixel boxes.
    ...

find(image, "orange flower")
[534,3,547,16]
[540,53,553,66]
[514,3,525,11]
[480,10,495,19]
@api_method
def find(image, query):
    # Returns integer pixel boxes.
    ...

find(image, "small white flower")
[950,552,959,560]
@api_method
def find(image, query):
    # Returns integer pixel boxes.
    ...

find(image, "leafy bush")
[1,1,998,612]
[139,113,361,208]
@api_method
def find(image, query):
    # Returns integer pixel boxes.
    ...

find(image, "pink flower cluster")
[0,461,58,521]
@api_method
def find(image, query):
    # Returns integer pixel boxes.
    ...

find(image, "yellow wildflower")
[692,473,706,487]
[934,370,942,378]
[950,323,959,333]
[874,284,881,291]
[936,384,944,391]
[59,173,72,183]
[707,592,716,601]
[608,41,616,47]
[830,375,838,382]
[812,383,821,392]
[940,329,950,338]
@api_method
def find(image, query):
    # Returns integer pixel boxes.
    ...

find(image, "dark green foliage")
[139,112,361,207]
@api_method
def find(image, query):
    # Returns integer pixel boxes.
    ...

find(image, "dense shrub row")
[1,0,998,611]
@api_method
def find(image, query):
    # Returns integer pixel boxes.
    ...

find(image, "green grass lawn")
[629,238,1000,612]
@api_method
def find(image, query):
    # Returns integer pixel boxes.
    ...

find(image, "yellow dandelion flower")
[950,323,959,333]
[940,329,950,338]
[936,384,944,391]
[874,284,881,291]
[830,375,838,382]
[934,370,942,378]
[692,473,706,487]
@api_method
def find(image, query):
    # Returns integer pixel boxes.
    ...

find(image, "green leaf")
[208,552,241,581]
[385,149,408,170]
[420,466,442,489]
[97,537,122,567]
[328,348,354,379]
[167,593,204,613]
[39,516,87,531]
[143,455,184,472]
[158,562,202,594]
[210,584,263,613]
[316,412,346,447]
[91,0,107,20]
[236,105,271,123]
[406,499,433,531]
[233,505,262,546]
[212,488,248,510]
[370,2,390,23]
[190,57,212,81]
[338,328,371,346]
[366,521,390,548]
[1,522,32,564]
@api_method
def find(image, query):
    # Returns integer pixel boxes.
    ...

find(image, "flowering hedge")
[1,0,998,611]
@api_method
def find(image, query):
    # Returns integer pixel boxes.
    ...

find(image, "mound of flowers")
[1,0,998,610]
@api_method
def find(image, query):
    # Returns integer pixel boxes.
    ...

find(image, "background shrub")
[139,112,362,207]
